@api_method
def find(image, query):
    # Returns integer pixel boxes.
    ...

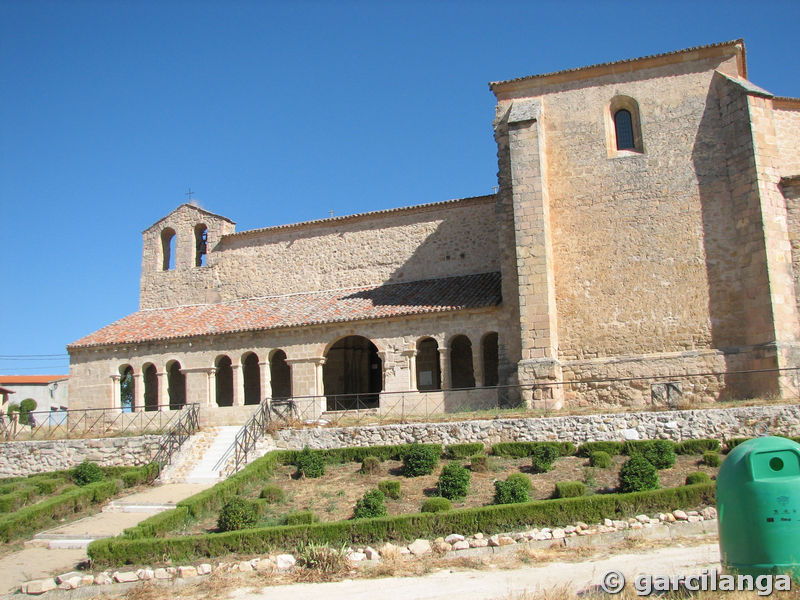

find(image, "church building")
[67,40,800,422]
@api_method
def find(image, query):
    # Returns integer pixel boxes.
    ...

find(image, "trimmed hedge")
[685,472,712,485]
[703,451,721,467]
[285,510,317,525]
[553,481,586,499]
[73,461,105,486]
[470,455,489,472]
[260,485,285,503]
[674,439,720,455]
[217,497,259,532]
[530,445,560,474]
[444,443,484,459]
[622,440,676,469]
[492,441,576,458]
[403,444,439,477]
[88,483,715,565]
[296,448,325,479]
[378,480,401,500]
[578,441,623,457]
[421,497,452,513]
[0,486,39,513]
[589,451,612,468]
[494,476,530,505]
[273,444,443,466]
[359,456,381,475]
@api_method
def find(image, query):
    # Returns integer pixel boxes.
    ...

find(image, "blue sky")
[2,0,799,375]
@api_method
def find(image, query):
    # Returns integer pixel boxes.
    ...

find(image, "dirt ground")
[189,453,719,533]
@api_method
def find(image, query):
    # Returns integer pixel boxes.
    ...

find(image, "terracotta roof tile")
[0,375,69,384]
[68,272,502,349]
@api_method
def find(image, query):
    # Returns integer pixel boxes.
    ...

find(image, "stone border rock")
[16,507,718,597]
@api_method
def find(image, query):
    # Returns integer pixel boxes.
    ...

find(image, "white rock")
[635,514,650,523]
[445,534,465,544]
[575,521,589,529]
[113,571,139,583]
[673,510,689,521]
[408,539,432,556]
[137,569,154,580]
[701,506,718,519]
[564,526,577,534]
[365,547,380,561]
[473,532,484,539]
[178,566,197,578]
[153,568,171,580]
[197,563,213,575]
[630,522,643,529]
[80,575,94,586]
[348,551,367,562]
[275,554,296,570]
[56,571,82,585]
[453,540,470,550]
[94,573,113,585]
[24,579,57,595]
[237,561,253,572]
[622,428,641,440]
[552,528,566,539]
[469,538,489,547]
[603,518,613,527]
[688,515,702,523]
[255,559,275,572]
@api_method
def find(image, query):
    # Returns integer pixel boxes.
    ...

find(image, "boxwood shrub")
[217,497,259,532]
[494,476,530,505]
[470,455,489,472]
[444,443,484,459]
[353,490,387,519]
[402,444,439,477]
[530,445,560,474]
[72,461,105,486]
[421,497,452,513]
[436,463,470,501]
[553,481,586,499]
[619,455,659,493]
[703,451,721,467]
[674,439,720,455]
[685,472,711,485]
[296,448,325,479]
[492,441,576,458]
[377,480,401,500]
[285,510,317,525]
[623,440,676,469]
[359,456,381,475]
[578,441,623,457]
[589,451,612,468]
[260,485,285,503]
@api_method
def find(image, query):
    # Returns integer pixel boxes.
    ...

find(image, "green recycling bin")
[717,436,800,577]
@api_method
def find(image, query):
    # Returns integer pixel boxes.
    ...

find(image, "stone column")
[110,374,121,411]
[259,360,271,406]
[472,344,484,388]
[133,373,144,412]
[285,357,326,420]
[231,364,243,407]
[156,371,168,411]
[402,349,417,390]
[206,368,216,407]
[438,347,451,390]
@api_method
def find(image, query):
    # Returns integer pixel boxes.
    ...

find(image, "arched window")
[269,350,291,399]
[215,355,233,407]
[416,338,441,391]
[614,109,635,150]
[143,364,158,411]
[482,332,499,387]
[243,352,261,405]
[450,335,475,389]
[161,228,176,271]
[120,365,134,412]
[167,361,186,410]
[608,96,643,155]
[323,336,382,410]
[194,224,208,267]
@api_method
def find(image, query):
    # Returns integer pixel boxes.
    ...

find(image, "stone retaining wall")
[274,403,800,449]
[0,436,161,478]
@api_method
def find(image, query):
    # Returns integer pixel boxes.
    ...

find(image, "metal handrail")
[229,398,273,475]
[151,403,200,470]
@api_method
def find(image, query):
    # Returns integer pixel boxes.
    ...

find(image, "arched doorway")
[243,353,261,405]
[167,361,186,410]
[215,355,233,407]
[270,350,291,399]
[323,336,382,410]
[482,332,499,387]
[143,364,158,411]
[416,338,441,391]
[450,335,475,389]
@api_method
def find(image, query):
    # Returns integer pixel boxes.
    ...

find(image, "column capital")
[401,349,417,357]
[110,374,121,382]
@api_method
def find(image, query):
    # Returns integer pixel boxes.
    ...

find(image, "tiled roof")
[0,375,69,384]
[68,272,502,349]
[489,40,745,91]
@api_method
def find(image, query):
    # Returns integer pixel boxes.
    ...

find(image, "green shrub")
[619,455,659,493]
[494,476,530,505]
[589,450,612,468]
[421,497,452,513]
[436,463,470,501]
[506,473,532,490]
[296,448,325,479]
[377,480,401,500]
[622,440,676,469]
[274,444,443,466]
[87,480,716,566]
[0,487,38,513]
[553,481,586,499]
[674,439,721,455]
[260,485,285,503]
[492,441,575,458]
[359,456,381,475]
[352,489,387,519]
[578,441,623,457]
[703,451,721,467]
[217,497,259,532]
[444,443,484,459]
[402,444,439,477]
[470,455,489,472]
[72,461,105,487]
[530,445,559,474]
[285,511,316,525]
[685,472,712,485]
[725,437,752,452]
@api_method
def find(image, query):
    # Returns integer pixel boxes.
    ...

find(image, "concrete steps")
[183,426,240,484]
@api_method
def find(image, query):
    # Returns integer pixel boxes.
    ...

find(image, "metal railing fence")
[151,403,200,470]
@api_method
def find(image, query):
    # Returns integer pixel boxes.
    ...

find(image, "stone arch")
[242,352,261,405]
[194,223,208,267]
[269,349,292,400]
[607,95,644,154]
[119,364,134,412]
[416,337,441,391]
[161,227,176,271]
[215,355,233,407]
[481,332,499,387]
[449,334,475,389]
[323,335,382,410]
[166,360,186,410]
[142,363,158,411]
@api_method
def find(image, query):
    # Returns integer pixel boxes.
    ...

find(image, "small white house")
[0,376,69,416]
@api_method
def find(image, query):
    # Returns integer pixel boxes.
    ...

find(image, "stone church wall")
[774,106,800,177]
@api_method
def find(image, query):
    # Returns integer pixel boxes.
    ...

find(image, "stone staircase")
[182,426,240,484]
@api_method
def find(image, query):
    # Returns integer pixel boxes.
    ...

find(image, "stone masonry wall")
[774,106,800,177]
[275,403,800,450]
[0,435,161,478]
[140,196,499,310]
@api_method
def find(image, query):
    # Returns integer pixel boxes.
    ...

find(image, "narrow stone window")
[482,332,499,387]
[243,352,261,405]
[450,335,475,389]
[215,355,233,407]
[269,350,292,400]
[614,109,635,150]
[161,228,176,271]
[143,364,158,411]
[194,224,208,267]
[167,361,186,410]
[120,365,134,412]
[416,337,441,391]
